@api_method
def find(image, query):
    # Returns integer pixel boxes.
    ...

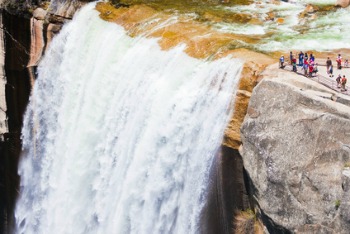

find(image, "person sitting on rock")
[341,75,347,91]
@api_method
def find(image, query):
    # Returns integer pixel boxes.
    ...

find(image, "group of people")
[336,74,347,91]
[326,54,349,77]
[279,51,318,77]
[279,52,349,92]
[326,55,348,91]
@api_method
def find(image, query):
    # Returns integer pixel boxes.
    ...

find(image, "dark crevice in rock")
[200,146,251,234]
[1,10,32,234]
[244,169,293,234]
[259,208,293,234]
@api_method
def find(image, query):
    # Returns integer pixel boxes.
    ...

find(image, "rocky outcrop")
[240,66,350,233]
[223,49,275,149]
[336,0,350,8]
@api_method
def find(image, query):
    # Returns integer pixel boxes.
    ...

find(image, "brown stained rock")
[222,51,274,149]
[33,8,47,20]
[240,72,350,233]
[47,0,86,19]
[305,4,316,13]
[96,2,262,59]
[265,11,275,21]
[276,17,284,24]
[27,18,44,67]
[336,0,350,8]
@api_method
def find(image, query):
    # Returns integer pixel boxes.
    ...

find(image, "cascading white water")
[15,3,242,234]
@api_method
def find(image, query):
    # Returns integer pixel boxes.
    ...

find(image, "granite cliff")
[241,65,350,233]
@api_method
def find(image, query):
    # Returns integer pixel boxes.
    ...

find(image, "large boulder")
[240,66,350,233]
[336,0,350,8]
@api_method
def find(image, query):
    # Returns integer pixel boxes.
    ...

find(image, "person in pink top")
[336,54,342,70]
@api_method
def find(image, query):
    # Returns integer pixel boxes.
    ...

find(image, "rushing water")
[15,3,242,234]
[213,0,350,51]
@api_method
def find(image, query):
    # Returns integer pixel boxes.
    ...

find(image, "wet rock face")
[240,74,350,233]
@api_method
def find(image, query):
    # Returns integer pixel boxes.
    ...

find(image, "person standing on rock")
[329,64,334,77]
[308,63,314,77]
[310,53,315,62]
[336,74,341,88]
[298,51,304,66]
[336,54,342,70]
[341,75,347,91]
[326,57,332,74]
[290,51,293,65]
[304,52,308,61]
[303,58,309,76]
[292,56,297,72]
[279,55,285,68]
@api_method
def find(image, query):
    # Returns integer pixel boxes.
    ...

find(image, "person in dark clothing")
[279,55,285,68]
[341,75,347,91]
[292,56,297,72]
[310,53,315,62]
[336,74,341,88]
[298,51,304,66]
[326,57,332,75]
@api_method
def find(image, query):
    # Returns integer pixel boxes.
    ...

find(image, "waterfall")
[15,3,243,234]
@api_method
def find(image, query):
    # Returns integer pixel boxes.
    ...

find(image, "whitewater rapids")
[15,3,242,234]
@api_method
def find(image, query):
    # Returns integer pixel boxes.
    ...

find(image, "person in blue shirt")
[298,51,304,66]
[280,55,285,68]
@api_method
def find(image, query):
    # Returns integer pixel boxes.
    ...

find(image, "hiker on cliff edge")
[279,55,285,68]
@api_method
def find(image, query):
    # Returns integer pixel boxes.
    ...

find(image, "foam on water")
[15,3,242,234]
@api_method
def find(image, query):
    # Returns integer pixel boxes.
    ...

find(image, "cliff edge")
[240,64,350,233]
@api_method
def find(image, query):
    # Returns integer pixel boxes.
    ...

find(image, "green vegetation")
[234,209,264,234]
[335,199,341,210]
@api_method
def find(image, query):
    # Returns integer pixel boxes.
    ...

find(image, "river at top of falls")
[15,3,242,234]
[213,0,350,51]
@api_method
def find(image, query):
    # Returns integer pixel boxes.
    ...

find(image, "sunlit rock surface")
[336,0,350,8]
[240,65,350,233]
